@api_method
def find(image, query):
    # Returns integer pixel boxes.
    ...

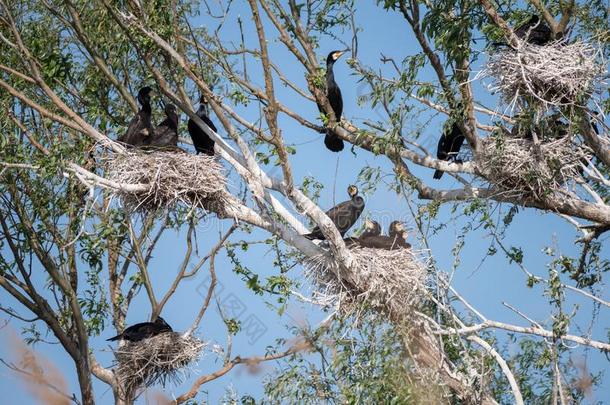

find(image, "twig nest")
[304,247,428,322]
[113,332,205,396]
[105,149,230,213]
[483,40,605,107]
[477,134,590,199]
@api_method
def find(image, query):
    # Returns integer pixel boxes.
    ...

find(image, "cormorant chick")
[514,15,554,46]
[305,185,364,240]
[317,50,346,152]
[388,221,411,249]
[119,86,154,147]
[344,219,381,247]
[106,316,172,343]
[187,95,217,156]
[433,122,465,179]
[147,103,179,148]
[358,220,410,250]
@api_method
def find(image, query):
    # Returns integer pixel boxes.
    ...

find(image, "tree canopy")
[0,0,608,404]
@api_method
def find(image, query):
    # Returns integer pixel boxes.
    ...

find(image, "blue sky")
[1,1,608,404]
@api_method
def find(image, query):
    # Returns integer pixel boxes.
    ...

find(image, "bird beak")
[337,51,346,58]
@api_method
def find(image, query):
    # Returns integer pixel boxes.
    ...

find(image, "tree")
[0,0,608,404]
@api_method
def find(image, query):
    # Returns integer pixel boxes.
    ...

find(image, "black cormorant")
[187,95,217,156]
[305,185,364,240]
[433,122,466,179]
[318,50,345,152]
[106,316,172,342]
[514,15,553,46]
[147,103,179,148]
[119,86,154,147]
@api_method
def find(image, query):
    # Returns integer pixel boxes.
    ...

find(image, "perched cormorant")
[317,50,345,152]
[147,103,179,148]
[514,15,553,46]
[187,95,217,156]
[119,86,154,147]
[358,220,411,250]
[107,316,172,342]
[433,122,466,179]
[305,185,364,240]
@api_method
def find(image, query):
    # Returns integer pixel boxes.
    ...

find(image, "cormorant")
[344,219,381,247]
[318,50,345,152]
[147,103,179,148]
[119,86,154,147]
[305,185,364,240]
[433,122,466,179]
[514,15,553,46]
[388,221,411,249]
[187,95,217,156]
[358,220,411,250]
[106,316,173,342]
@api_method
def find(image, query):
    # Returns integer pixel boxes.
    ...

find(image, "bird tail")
[303,233,316,240]
[433,169,444,179]
[324,130,344,152]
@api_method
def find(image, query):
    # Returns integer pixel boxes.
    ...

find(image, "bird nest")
[477,134,590,199]
[105,149,230,213]
[113,332,205,397]
[482,40,605,107]
[304,247,428,322]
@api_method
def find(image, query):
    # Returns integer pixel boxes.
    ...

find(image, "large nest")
[105,149,230,213]
[304,247,428,322]
[477,134,591,199]
[483,40,605,107]
[113,332,205,396]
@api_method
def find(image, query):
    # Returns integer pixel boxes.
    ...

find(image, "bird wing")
[436,132,448,160]
[150,119,178,147]
[329,200,363,235]
[329,87,343,118]
[123,112,152,146]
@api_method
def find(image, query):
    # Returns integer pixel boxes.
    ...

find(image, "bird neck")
[326,63,337,87]
[168,113,179,129]
[351,196,364,208]
[197,103,208,116]
[141,100,152,114]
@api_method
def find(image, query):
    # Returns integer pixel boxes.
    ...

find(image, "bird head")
[199,94,209,105]
[528,15,540,25]
[364,219,381,235]
[326,50,345,65]
[137,86,154,105]
[347,184,359,198]
[389,221,406,236]
[164,103,177,115]
[154,316,172,330]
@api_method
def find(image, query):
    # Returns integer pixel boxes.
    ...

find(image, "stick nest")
[477,134,590,199]
[113,332,205,396]
[105,150,230,213]
[304,247,428,322]
[483,40,605,107]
